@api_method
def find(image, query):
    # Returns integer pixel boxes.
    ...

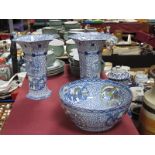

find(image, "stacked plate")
[64,21,81,31]
[20,59,65,77]
[0,72,26,99]
[0,80,19,99]
[47,59,65,77]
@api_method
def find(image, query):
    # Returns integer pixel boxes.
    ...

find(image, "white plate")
[47,67,64,74]
[0,80,19,95]
[47,59,65,71]
[47,68,64,76]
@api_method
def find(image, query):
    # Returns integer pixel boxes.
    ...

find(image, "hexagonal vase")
[14,34,58,100]
[69,32,117,79]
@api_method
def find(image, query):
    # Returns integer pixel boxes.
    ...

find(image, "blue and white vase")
[13,34,58,100]
[69,32,117,79]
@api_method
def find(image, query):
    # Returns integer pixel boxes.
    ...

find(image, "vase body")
[69,32,117,79]
[77,40,104,78]
[14,34,57,100]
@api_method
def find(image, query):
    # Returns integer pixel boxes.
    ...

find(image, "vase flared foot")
[26,89,51,100]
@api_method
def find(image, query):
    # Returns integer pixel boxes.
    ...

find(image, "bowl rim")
[59,78,132,112]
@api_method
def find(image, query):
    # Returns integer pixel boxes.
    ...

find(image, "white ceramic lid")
[49,39,64,46]
[64,21,78,25]
[66,39,75,44]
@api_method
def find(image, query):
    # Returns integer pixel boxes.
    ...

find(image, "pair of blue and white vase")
[14,32,132,132]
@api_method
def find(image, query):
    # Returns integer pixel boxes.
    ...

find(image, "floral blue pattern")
[69,32,117,79]
[13,34,58,100]
[59,78,132,132]
[108,70,130,81]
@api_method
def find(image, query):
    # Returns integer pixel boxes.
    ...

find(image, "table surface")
[1,65,139,135]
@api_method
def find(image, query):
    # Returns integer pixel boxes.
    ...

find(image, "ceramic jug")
[139,65,155,134]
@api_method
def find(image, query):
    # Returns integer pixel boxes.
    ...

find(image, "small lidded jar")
[107,66,131,86]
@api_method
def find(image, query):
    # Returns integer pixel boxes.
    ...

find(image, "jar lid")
[66,39,75,44]
[49,39,64,46]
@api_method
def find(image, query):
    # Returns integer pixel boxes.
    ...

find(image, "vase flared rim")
[13,34,59,43]
[69,32,117,41]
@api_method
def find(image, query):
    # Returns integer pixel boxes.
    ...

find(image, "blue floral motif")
[14,34,58,100]
[59,78,132,132]
[29,75,46,91]
[63,85,89,103]
[69,32,117,79]
[105,109,125,127]
[108,69,130,81]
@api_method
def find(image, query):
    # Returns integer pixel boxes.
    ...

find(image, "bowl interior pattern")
[59,79,132,111]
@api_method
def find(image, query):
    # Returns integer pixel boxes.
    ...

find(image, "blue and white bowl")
[59,79,132,132]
